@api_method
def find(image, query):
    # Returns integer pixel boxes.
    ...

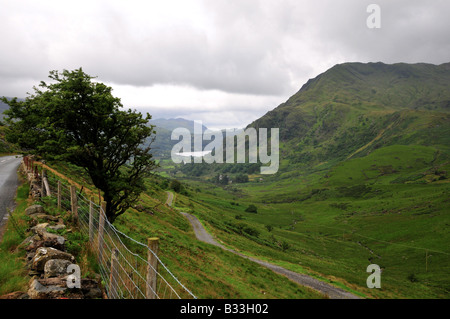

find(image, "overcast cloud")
[1,0,449,129]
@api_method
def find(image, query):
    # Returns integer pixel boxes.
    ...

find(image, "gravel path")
[173,198,361,299]
[165,191,174,206]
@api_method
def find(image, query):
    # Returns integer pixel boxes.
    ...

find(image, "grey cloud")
[0,0,449,108]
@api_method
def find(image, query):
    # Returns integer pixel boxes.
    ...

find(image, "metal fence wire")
[26,158,197,300]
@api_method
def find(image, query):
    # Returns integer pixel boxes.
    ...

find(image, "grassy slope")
[249,62,450,173]
[166,63,450,298]
[174,143,450,299]
[25,160,323,299]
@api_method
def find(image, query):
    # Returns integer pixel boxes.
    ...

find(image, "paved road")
[0,155,22,231]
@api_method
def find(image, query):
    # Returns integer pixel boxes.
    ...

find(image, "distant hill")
[147,118,209,159]
[0,97,26,121]
[0,98,13,152]
[0,99,10,120]
[150,118,208,133]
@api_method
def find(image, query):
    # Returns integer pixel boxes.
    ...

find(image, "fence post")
[70,185,78,224]
[42,171,51,197]
[146,237,159,299]
[98,201,106,265]
[89,197,94,243]
[109,248,119,299]
[41,169,46,197]
[57,180,62,210]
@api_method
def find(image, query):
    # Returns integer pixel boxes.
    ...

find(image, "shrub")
[169,180,182,193]
[245,204,258,214]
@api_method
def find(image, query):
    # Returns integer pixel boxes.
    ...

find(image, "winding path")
[169,192,361,299]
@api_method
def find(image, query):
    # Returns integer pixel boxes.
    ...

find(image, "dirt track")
[169,193,361,299]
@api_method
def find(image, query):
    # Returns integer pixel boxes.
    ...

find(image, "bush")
[169,180,182,193]
[245,204,258,214]
[234,174,249,183]
[243,226,260,238]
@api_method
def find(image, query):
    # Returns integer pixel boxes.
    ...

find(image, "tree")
[234,174,249,183]
[169,179,182,193]
[2,68,157,223]
[245,204,258,214]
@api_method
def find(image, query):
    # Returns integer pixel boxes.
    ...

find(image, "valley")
[154,62,450,298]
[1,61,449,299]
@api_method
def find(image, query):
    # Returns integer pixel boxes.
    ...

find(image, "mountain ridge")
[246,61,450,173]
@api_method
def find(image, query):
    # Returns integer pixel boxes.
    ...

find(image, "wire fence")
[23,156,197,300]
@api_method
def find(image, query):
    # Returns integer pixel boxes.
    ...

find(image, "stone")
[44,259,72,278]
[37,229,65,246]
[25,229,65,252]
[80,279,103,299]
[28,277,102,299]
[30,214,59,222]
[25,205,45,216]
[31,223,50,234]
[27,278,66,299]
[31,247,75,272]
[48,224,66,231]
[0,291,29,299]
[17,235,39,251]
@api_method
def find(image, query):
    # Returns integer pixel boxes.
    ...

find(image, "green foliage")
[245,204,258,214]
[169,179,182,193]
[234,174,249,183]
[65,232,89,259]
[2,68,158,223]
[0,183,31,295]
[177,139,450,298]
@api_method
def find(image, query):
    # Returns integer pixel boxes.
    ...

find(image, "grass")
[172,144,450,299]
[0,169,101,297]
[3,142,448,299]
[3,160,324,299]
[0,182,31,295]
[112,188,324,299]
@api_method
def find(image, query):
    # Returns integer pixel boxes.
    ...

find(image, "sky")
[1,0,449,130]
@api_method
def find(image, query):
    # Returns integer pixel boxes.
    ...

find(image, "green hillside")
[3,62,449,299]
[249,62,450,172]
[167,62,450,298]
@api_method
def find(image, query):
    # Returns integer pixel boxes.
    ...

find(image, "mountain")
[173,62,450,298]
[0,97,26,121]
[148,118,209,159]
[150,118,208,133]
[248,62,450,173]
[0,99,10,120]
[0,98,14,152]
